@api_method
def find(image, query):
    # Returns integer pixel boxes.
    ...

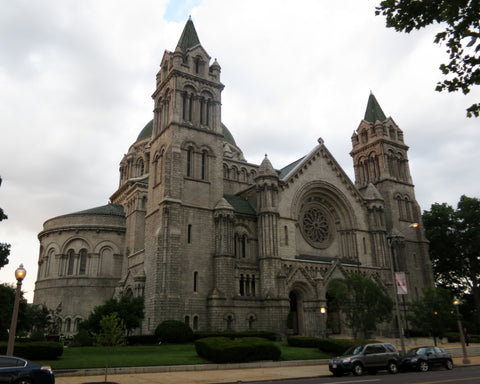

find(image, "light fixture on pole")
[387,223,418,356]
[6,264,26,356]
[320,306,327,338]
[453,298,471,365]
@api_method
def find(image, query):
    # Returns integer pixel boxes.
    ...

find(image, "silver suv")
[329,342,400,376]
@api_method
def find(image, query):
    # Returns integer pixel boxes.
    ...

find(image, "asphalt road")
[244,366,480,384]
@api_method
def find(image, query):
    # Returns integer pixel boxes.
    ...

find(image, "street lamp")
[320,306,327,338]
[387,223,418,356]
[6,264,27,356]
[453,299,471,364]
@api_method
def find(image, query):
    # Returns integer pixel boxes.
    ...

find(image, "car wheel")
[14,378,33,384]
[388,361,399,374]
[353,363,364,376]
[445,359,454,370]
[418,360,429,372]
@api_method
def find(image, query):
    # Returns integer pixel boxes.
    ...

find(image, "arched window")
[187,224,192,243]
[79,249,87,275]
[193,316,199,330]
[193,271,198,292]
[185,315,190,327]
[74,318,82,332]
[201,151,207,180]
[284,226,289,246]
[67,249,75,275]
[136,158,144,177]
[65,318,71,333]
[186,148,193,177]
[241,235,247,258]
[239,274,245,296]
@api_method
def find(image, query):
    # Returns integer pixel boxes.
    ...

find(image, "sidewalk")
[54,354,480,384]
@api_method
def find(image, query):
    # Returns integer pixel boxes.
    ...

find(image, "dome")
[136,120,153,141]
[222,123,237,146]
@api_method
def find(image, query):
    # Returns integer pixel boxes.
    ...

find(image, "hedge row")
[445,332,480,343]
[193,331,277,341]
[195,337,281,363]
[287,336,379,356]
[0,341,63,360]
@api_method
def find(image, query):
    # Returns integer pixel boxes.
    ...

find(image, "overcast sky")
[1,0,479,302]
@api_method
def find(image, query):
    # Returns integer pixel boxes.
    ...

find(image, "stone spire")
[176,16,201,52]
[364,92,387,123]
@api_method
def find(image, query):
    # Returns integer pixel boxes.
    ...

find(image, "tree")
[80,296,144,336]
[327,274,393,339]
[422,195,480,327]
[0,176,11,269]
[408,287,456,345]
[376,0,480,117]
[95,312,125,347]
[0,284,47,340]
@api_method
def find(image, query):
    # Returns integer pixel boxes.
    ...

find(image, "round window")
[300,205,333,248]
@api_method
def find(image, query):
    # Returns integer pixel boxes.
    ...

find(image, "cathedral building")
[34,18,433,337]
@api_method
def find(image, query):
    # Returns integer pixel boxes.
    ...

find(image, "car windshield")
[406,347,428,356]
[342,345,364,356]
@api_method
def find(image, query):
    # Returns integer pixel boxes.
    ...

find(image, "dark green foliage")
[155,320,193,343]
[445,331,480,343]
[0,284,47,340]
[287,337,379,356]
[327,274,393,339]
[0,176,10,269]
[408,287,456,343]
[71,329,94,347]
[193,330,276,341]
[422,196,480,329]
[80,296,144,335]
[0,341,63,360]
[95,313,125,347]
[287,336,323,348]
[195,337,281,363]
[126,334,158,345]
[376,1,480,117]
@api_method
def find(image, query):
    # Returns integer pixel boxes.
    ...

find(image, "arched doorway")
[288,290,305,335]
[326,290,342,335]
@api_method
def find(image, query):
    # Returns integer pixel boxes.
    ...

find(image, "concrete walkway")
[54,345,480,384]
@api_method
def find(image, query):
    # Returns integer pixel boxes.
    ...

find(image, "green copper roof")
[222,123,236,146]
[279,157,305,179]
[364,93,387,123]
[176,17,201,52]
[137,120,153,141]
[224,194,256,216]
[70,203,126,217]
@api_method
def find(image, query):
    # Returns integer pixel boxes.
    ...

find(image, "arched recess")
[287,281,314,336]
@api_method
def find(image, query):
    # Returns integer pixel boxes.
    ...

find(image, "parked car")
[329,342,400,376]
[399,346,454,372]
[0,355,55,384]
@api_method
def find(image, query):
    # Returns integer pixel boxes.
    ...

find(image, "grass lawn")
[38,342,331,370]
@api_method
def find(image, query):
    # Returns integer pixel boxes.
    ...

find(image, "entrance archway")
[288,290,305,335]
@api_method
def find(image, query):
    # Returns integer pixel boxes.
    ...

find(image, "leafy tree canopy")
[408,286,456,343]
[376,0,480,117]
[95,312,126,347]
[327,274,393,339]
[80,296,144,335]
[0,176,11,269]
[422,195,480,326]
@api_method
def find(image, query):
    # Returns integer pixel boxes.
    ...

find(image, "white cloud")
[0,0,479,301]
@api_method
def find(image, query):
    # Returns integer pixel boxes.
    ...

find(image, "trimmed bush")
[0,341,63,360]
[195,337,281,363]
[126,334,158,345]
[155,320,193,343]
[71,329,94,347]
[193,330,277,341]
[287,336,323,348]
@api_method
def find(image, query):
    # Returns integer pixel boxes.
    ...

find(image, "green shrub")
[0,341,63,360]
[71,329,94,347]
[155,320,193,343]
[287,336,322,348]
[195,337,281,363]
[126,334,158,345]
[316,338,379,356]
[193,330,277,341]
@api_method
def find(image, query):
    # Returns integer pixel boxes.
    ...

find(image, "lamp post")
[453,299,471,364]
[387,223,418,356]
[6,264,26,356]
[320,306,327,338]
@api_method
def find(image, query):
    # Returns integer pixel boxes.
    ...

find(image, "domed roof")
[70,203,126,217]
[222,123,237,146]
[136,120,153,141]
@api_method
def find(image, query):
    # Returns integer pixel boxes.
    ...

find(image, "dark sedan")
[0,356,54,384]
[399,346,453,372]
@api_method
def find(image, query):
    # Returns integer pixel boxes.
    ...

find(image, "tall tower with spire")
[350,93,433,299]
[142,18,226,330]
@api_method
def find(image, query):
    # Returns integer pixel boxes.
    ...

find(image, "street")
[244,366,480,384]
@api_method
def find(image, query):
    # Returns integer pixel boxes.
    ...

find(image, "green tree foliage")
[80,296,144,335]
[0,284,47,340]
[376,0,480,117]
[408,287,456,344]
[422,195,480,326]
[95,312,126,347]
[155,320,193,343]
[0,176,11,269]
[327,274,393,339]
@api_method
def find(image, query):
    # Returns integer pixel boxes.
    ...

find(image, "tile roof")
[223,194,256,216]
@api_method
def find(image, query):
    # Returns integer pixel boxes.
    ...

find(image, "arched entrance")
[326,289,342,335]
[288,290,305,335]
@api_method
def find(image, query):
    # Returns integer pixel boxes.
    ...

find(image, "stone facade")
[33,18,433,337]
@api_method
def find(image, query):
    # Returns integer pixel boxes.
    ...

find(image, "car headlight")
[341,357,352,363]
[410,358,418,363]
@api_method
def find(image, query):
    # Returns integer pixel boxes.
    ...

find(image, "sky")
[1,0,479,302]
